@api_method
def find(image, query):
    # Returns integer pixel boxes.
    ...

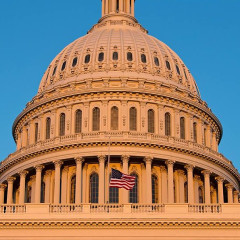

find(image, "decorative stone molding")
[98,155,106,163]
[144,156,153,164]
[35,165,45,172]
[7,177,16,183]
[75,157,84,164]
[0,183,7,190]
[121,155,130,164]
[53,160,63,168]
[215,176,224,183]
[225,183,234,190]
[184,164,194,172]
[19,170,28,177]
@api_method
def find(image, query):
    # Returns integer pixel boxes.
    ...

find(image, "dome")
[38,12,200,97]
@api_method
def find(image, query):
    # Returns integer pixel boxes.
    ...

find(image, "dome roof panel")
[38,18,199,96]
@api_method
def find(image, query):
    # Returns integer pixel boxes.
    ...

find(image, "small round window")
[166,61,171,70]
[52,66,57,76]
[113,52,118,60]
[141,54,147,63]
[61,61,66,71]
[176,65,180,75]
[72,57,78,67]
[98,52,104,62]
[154,57,160,66]
[127,52,133,61]
[85,54,91,64]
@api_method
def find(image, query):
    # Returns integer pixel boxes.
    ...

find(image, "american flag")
[109,169,136,190]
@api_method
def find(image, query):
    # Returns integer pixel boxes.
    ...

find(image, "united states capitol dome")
[1,2,240,235]
[38,4,200,97]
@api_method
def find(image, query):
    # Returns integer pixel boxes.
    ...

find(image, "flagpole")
[107,136,111,204]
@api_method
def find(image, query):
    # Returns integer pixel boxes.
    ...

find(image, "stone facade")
[0,0,240,239]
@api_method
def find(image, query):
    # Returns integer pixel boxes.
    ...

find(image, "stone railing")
[1,204,239,216]
[1,131,233,171]
[0,204,26,214]
[188,204,222,213]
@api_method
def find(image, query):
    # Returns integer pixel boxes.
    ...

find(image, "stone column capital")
[165,160,175,167]
[75,157,84,164]
[194,175,201,182]
[201,170,211,176]
[35,165,45,172]
[53,160,63,168]
[144,156,153,164]
[225,183,234,190]
[45,170,52,176]
[184,164,194,172]
[215,176,224,183]
[121,155,130,163]
[234,190,239,196]
[176,169,185,176]
[7,177,16,184]
[98,155,106,164]
[159,166,166,172]
[19,170,29,177]
[0,184,7,190]
[30,175,36,182]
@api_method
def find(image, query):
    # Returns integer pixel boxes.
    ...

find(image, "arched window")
[46,118,51,140]
[199,187,203,203]
[141,54,147,63]
[61,61,66,71]
[166,61,171,70]
[193,122,197,142]
[98,52,104,62]
[165,112,171,136]
[129,107,137,131]
[176,64,180,75]
[180,117,185,140]
[35,123,38,143]
[85,54,91,64]
[148,109,155,133]
[70,175,76,203]
[59,113,66,136]
[52,66,57,76]
[109,175,119,203]
[113,52,118,60]
[154,57,160,66]
[129,173,138,203]
[41,182,45,203]
[111,106,119,130]
[90,173,99,203]
[152,175,158,203]
[127,52,133,61]
[203,128,207,145]
[75,110,82,133]
[72,57,78,67]
[92,107,100,131]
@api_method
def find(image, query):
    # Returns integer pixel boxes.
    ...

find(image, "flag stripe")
[109,168,136,190]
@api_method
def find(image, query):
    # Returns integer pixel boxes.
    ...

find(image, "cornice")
[0,219,239,229]
[0,140,239,184]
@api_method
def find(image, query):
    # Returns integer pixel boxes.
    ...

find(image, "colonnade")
[0,156,239,205]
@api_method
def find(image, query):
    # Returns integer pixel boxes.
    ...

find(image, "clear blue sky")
[0,0,239,170]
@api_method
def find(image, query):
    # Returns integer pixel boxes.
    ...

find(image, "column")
[166,160,174,203]
[177,170,185,203]
[202,170,211,204]
[160,166,167,203]
[44,170,52,203]
[0,184,7,204]
[61,166,69,204]
[122,155,129,204]
[185,164,194,204]
[102,0,105,16]
[126,0,130,14]
[98,155,106,204]
[174,171,179,203]
[140,103,147,132]
[75,157,84,204]
[19,170,28,204]
[131,0,134,16]
[174,110,180,139]
[54,160,63,204]
[215,176,224,204]
[234,191,239,203]
[119,0,123,12]
[35,165,44,203]
[66,106,72,135]
[145,156,152,204]
[226,184,233,203]
[194,175,201,203]
[7,177,16,204]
